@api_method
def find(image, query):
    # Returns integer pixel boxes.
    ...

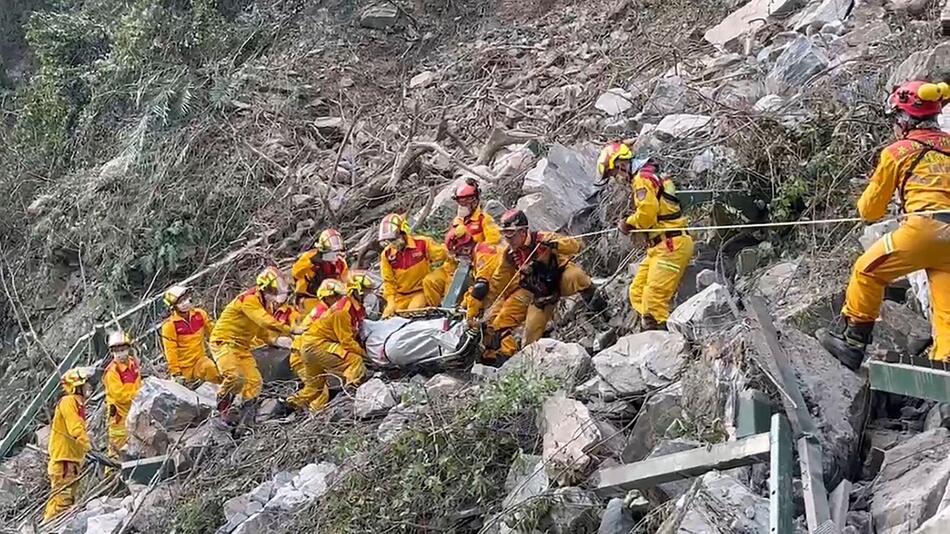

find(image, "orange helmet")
[378,213,410,243]
[453,179,480,205]
[315,229,344,253]
[499,209,529,232]
[597,142,634,179]
[444,222,476,255]
[888,81,950,119]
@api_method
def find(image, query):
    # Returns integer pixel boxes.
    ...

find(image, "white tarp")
[360,317,466,368]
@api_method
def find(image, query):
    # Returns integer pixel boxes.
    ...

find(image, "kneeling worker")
[597,141,694,330]
[820,81,950,369]
[44,368,94,522]
[160,285,220,386]
[378,213,446,317]
[292,271,376,411]
[487,209,605,364]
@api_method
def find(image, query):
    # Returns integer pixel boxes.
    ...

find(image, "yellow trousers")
[289,344,366,411]
[43,461,81,522]
[844,216,950,361]
[628,234,694,323]
[179,357,221,384]
[106,409,128,459]
[211,343,262,400]
[491,263,591,357]
[385,291,428,316]
[422,268,451,307]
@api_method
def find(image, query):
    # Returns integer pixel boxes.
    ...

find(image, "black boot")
[641,315,667,331]
[581,286,608,314]
[819,320,873,371]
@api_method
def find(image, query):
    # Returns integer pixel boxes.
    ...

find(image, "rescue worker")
[451,178,502,245]
[210,267,293,423]
[291,229,349,315]
[598,141,695,330]
[426,221,503,314]
[486,209,606,365]
[378,213,447,317]
[44,368,93,522]
[293,271,375,411]
[819,80,950,370]
[102,331,142,459]
[160,285,220,386]
[283,278,347,412]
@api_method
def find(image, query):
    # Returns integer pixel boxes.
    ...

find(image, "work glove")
[274,336,293,349]
[173,375,187,386]
[617,219,633,235]
[533,294,559,308]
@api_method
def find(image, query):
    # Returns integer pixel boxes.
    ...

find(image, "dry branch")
[476,128,536,166]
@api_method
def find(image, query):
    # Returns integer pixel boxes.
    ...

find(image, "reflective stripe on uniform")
[656,260,682,273]
[883,232,895,254]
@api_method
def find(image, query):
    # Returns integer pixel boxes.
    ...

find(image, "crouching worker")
[292,271,376,412]
[160,285,220,386]
[210,267,293,426]
[597,141,694,331]
[486,209,606,365]
[44,368,94,522]
[433,222,503,319]
[378,213,446,317]
[103,331,141,460]
[820,81,950,370]
[282,278,347,413]
[291,229,349,315]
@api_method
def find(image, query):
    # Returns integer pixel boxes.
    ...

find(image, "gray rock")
[538,393,603,485]
[354,378,405,418]
[622,382,686,462]
[502,453,549,510]
[592,418,627,459]
[376,403,418,443]
[424,373,465,400]
[821,20,845,34]
[736,247,761,276]
[598,497,636,534]
[231,512,271,534]
[658,472,770,533]
[668,283,738,343]
[359,4,399,29]
[690,146,737,177]
[887,0,933,15]
[925,403,950,431]
[501,338,592,389]
[871,300,932,355]
[754,94,786,112]
[576,331,687,400]
[544,487,601,534]
[312,117,343,132]
[696,269,720,290]
[791,0,854,31]
[267,462,337,511]
[847,511,873,534]
[84,507,129,534]
[126,377,216,457]
[516,144,597,232]
[710,79,765,109]
[595,88,636,116]
[888,42,950,89]
[870,428,950,534]
[409,71,436,89]
[654,114,713,140]
[766,35,829,94]
[643,76,687,116]
[470,363,500,381]
[704,0,804,50]
[646,439,704,501]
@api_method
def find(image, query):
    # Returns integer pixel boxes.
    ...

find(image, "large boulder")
[872,300,932,355]
[654,114,713,141]
[887,42,950,89]
[704,0,803,50]
[667,283,738,343]
[766,35,829,95]
[643,76,688,116]
[516,144,596,232]
[501,338,592,389]
[576,332,688,400]
[126,378,216,457]
[538,393,603,485]
[657,472,769,533]
[502,453,550,511]
[622,382,686,462]
[870,429,950,534]
[790,0,854,32]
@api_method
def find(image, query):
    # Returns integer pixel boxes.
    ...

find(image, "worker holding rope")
[598,141,695,331]
[820,80,950,370]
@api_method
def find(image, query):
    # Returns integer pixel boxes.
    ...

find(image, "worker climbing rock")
[452,177,502,245]
[43,368,93,522]
[282,278,348,413]
[160,285,220,386]
[102,331,142,460]
[291,229,349,315]
[292,271,375,412]
[819,80,950,370]
[598,141,695,331]
[486,209,606,365]
[378,213,447,317]
[210,267,293,426]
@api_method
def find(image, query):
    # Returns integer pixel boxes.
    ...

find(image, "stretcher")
[360,307,482,373]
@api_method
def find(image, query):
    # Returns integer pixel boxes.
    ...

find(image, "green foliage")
[174,495,224,534]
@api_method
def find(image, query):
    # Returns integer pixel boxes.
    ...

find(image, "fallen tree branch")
[476,128,537,166]
[386,141,496,190]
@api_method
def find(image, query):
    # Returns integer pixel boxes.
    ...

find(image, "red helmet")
[453,179,480,205]
[499,209,529,231]
[887,81,949,119]
[444,222,475,254]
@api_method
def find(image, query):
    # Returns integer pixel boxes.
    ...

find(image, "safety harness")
[899,139,950,217]
[637,163,684,222]
[509,234,563,297]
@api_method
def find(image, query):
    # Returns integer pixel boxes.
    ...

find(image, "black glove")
[533,294,558,308]
[470,280,489,300]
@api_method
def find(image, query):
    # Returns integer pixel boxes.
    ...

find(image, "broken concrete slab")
[667,283,738,343]
[501,338,593,389]
[516,144,597,232]
[870,428,950,534]
[538,392,603,485]
[576,331,688,400]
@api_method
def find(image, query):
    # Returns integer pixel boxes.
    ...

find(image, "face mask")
[176,299,194,313]
[266,291,289,305]
[112,348,130,362]
[457,204,472,218]
[321,251,342,263]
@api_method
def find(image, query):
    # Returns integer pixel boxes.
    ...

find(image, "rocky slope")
[0,0,949,532]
